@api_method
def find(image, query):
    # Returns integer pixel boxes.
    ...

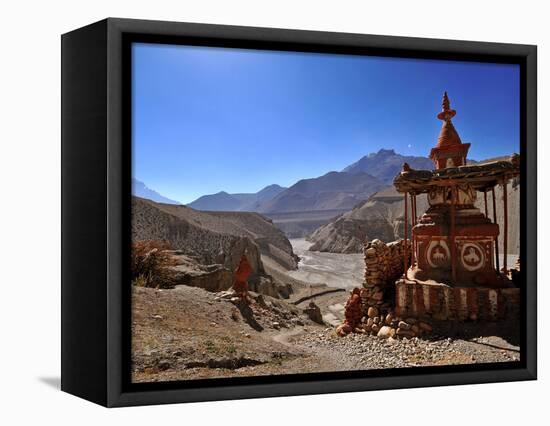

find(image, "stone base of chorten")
[394,278,519,322]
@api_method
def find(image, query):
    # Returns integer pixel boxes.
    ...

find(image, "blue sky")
[132,43,519,204]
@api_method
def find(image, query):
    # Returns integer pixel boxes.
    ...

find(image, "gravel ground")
[132,285,520,384]
[294,328,520,370]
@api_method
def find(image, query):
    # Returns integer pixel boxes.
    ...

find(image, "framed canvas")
[61,18,537,407]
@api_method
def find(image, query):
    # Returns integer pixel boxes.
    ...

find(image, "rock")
[157,360,171,371]
[244,333,251,338]
[405,317,418,325]
[230,308,240,321]
[373,316,380,324]
[367,307,379,318]
[336,323,352,336]
[366,247,376,256]
[366,318,374,328]
[272,322,280,329]
[371,323,380,333]
[411,324,420,335]
[385,313,394,325]
[396,327,415,338]
[255,294,267,308]
[151,314,163,320]
[377,326,396,339]
[291,317,304,326]
[398,320,411,330]
[304,302,324,324]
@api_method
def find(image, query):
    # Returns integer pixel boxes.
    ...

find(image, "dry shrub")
[131,240,177,288]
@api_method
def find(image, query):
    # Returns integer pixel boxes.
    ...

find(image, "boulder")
[398,320,411,330]
[303,302,324,324]
[336,323,353,336]
[377,326,396,339]
[367,307,379,318]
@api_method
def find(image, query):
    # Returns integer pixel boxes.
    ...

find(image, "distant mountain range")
[133,149,438,238]
[132,178,181,205]
[257,171,386,213]
[187,184,287,212]
[186,149,432,214]
[343,149,433,183]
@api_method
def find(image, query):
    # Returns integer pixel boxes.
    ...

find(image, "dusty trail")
[270,326,361,372]
[271,327,306,345]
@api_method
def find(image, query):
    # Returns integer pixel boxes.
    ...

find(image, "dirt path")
[271,327,306,345]
[270,326,362,372]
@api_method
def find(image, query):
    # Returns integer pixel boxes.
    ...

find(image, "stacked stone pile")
[336,238,432,339]
[361,307,433,339]
[363,239,410,287]
[362,238,411,322]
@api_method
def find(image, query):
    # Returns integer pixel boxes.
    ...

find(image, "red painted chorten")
[394,93,519,288]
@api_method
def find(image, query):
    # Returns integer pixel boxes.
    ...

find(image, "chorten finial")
[437,91,456,122]
[430,92,470,168]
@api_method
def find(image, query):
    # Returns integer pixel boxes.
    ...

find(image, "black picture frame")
[61,17,537,407]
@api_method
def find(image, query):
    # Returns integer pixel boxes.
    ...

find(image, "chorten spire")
[429,92,470,169]
[435,92,462,147]
[437,91,456,121]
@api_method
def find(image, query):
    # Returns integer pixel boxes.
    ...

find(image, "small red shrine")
[392,93,520,320]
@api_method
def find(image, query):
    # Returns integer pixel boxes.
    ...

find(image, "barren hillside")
[132,197,299,273]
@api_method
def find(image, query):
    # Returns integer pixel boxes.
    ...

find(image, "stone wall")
[362,239,411,318]
[361,238,519,327]
[395,279,520,321]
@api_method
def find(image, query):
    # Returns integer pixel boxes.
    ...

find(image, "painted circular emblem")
[461,243,485,271]
[426,240,450,268]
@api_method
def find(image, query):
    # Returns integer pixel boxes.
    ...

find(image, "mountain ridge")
[132,178,181,205]
[187,184,287,212]
[343,149,433,183]
[258,171,386,214]
[187,149,425,215]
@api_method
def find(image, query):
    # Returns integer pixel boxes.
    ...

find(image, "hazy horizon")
[132,43,520,204]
